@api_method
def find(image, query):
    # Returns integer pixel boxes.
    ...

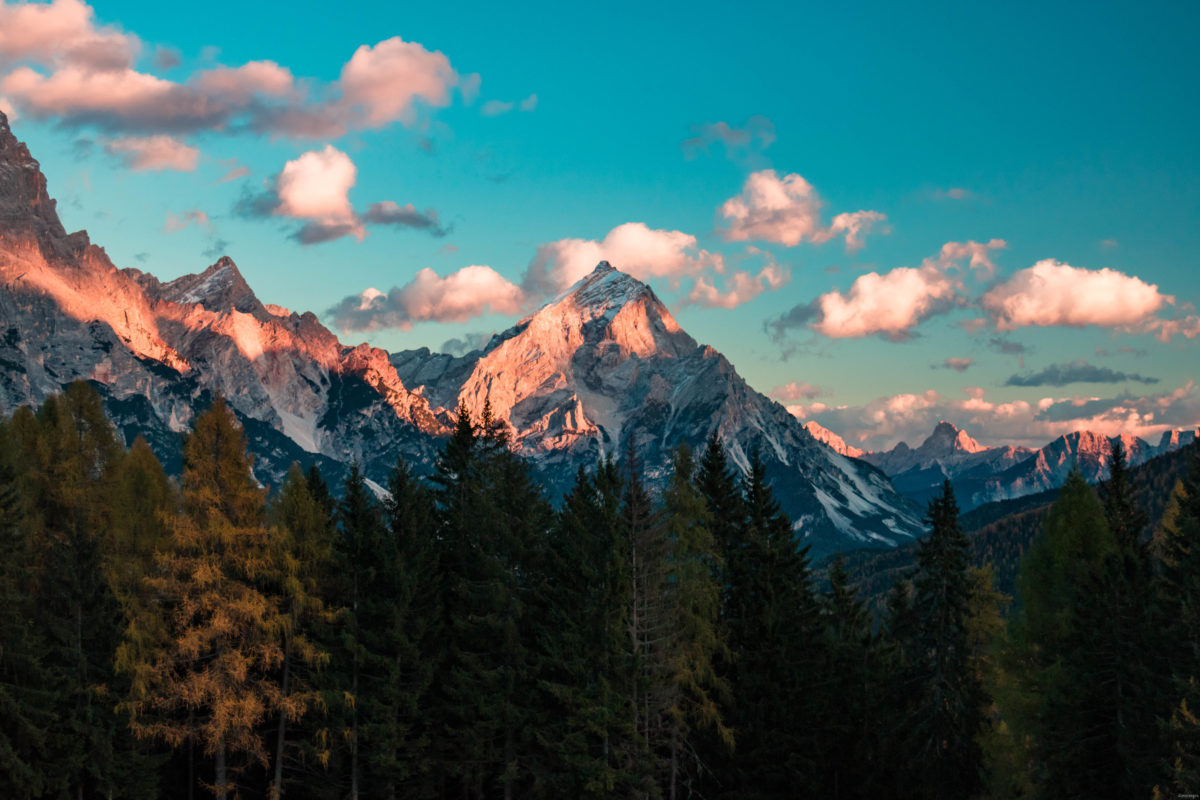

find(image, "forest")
[1,380,1198,799]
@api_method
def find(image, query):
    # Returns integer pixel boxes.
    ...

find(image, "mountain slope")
[0,111,444,485]
[394,262,925,557]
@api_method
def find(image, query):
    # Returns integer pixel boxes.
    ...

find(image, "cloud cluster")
[480,93,537,116]
[328,265,523,331]
[235,145,448,245]
[772,247,1197,346]
[103,134,197,171]
[717,170,887,251]
[521,222,723,299]
[1005,359,1158,387]
[769,381,827,402]
[0,0,469,149]
[790,381,1200,451]
[935,357,974,372]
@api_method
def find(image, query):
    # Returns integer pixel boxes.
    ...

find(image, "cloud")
[682,115,775,162]
[1100,238,1119,249]
[219,163,249,182]
[1005,359,1159,387]
[932,187,974,201]
[935,238,1006,279]
[152,45,180,71]
[0,0,139,71]
[2,65,224,132]
[790,382,1200,451]
[201,237,229,259]
[328,265,523,331]
[337,36,458,128]
[104,134,198,171]
[717,169,886,251]
[235,145,449,246]
[686,249,787,309]
[362,201,450,236]
[1,5,465,140]
[441,331,492,356]
[163,208,208,232]
[988,337,1029,355]
[191,60,296,105]
[935,357,974,372]
[481,92,537,116]
[769,381,827,402]
[275,144,362,237]
[981,259,1170,332]
[459,72,480,104]
[521,221,722,299]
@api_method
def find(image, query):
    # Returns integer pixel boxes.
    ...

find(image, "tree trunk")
[271,649,291,800]
[215,747,228,800]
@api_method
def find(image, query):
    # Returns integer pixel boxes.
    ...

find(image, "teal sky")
[3,0,1198,449]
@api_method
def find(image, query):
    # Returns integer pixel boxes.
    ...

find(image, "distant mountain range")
[854,419,1196,511]
[0,111,925,559]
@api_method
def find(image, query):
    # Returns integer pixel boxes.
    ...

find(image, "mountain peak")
[559,261,656,315]
[0,110,68,244]
[154,256,263,315]
[919,420,983,455]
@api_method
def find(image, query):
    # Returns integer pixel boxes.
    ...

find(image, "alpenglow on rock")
[0,110,444,485]
[0,112,922,556]
[393,262,925,557]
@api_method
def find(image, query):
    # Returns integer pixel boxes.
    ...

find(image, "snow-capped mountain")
[0,111,444,484]
[0,112,923,557]
[393,262,924,557]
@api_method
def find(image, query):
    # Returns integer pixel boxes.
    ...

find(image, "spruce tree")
[909,480,987,800]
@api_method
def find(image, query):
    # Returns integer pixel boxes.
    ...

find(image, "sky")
[2,0,1199,450]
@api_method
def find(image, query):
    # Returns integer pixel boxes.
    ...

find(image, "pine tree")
[126,398,289,800]
[660,444,729,798]
[702,444,824,798]
[0,411,57,799]
[266,464,335,799]
[1157,444,1200,793]
[909,480,987,799]
[21,382,134,798]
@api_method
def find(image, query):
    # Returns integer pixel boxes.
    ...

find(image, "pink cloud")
[191,61,296,105]
[273,144,363,239]
[328,265,524,331]
[809,263,960,340]
[522,222,723,298]
[0,0,138,71]
[687,261,788,309]
[717,169,887,251]
[982,259,1170,332]
[935,238,1007,279]
[2,65,222,131]
[769,381,827,401]
[163,208,209,232]
[338,36,458,128]
[104,134,198,171]
[480,99,513,116]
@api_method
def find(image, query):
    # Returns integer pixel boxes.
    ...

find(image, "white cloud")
[717,169,886,251]
[328,265,524,331]
[274,144,361,237]
[686,260,788,309]
[982,259,1170,332]
[522,221,723,298]
[338,36,458,128]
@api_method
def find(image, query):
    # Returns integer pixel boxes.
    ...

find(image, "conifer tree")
[909,480,987,799]
[21,382,133,798]
[1156,444,1200,793]
[0,412,57,799]
[660,444,729,798]
[266,464,335,799]
[126,398,289,800]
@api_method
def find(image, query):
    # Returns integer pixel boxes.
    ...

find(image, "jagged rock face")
[804,421,865,458]
[0,111,443,488]
[394,262,925,558]
[970,430,1154,507]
